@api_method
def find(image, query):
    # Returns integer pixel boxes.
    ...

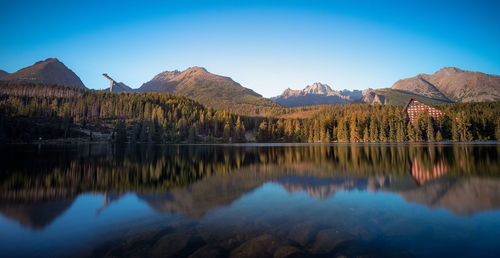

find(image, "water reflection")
[1,144,500,226]
[0,144,500,257]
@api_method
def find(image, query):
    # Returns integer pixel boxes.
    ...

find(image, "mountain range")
[270,83,363,107]
[1,58,499,112]
[272,67,500,106]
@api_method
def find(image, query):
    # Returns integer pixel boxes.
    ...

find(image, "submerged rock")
[311,229,355,254]
[189,245,227,258]
[287,222,318,246]
[152,233,205,257]
[230,234,285,258]
[273,245,302,258]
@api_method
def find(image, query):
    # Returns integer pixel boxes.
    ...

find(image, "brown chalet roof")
[402,98,440,112]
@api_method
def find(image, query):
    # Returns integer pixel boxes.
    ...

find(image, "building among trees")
[403,98,443,123]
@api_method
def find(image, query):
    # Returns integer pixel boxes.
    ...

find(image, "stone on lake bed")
[311,229,355,254]
[152,233,205,257]
[188,245,227,258]
[230,234,286,258]
[273,245,302,258]
[287,222,318,246]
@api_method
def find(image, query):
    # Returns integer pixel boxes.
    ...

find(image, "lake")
[1,143,500,257]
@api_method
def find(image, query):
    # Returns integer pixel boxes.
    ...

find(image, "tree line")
[1,82,499,143]
[257,102,500,142]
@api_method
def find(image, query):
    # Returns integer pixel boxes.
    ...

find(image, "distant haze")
[1,1,500,97]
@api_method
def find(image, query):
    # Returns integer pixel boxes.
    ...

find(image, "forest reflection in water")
[0,143,500,257]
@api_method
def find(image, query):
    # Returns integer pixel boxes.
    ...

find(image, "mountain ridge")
[273,67,500,107]
[3,59,499,111]
[0,70,9,78]
[0,58,86,89]
[137,66,281,115]
[389,67,500,102]
[271,82,363,107]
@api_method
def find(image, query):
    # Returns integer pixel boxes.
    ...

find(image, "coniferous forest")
[1,82,499,143]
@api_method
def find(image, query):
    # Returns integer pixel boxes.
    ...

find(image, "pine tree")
[379,123,387,142]
[389,120,396,142]
[114,120,127,144]
[350,119,361,142]
[452,118,459,142]
[363,127,369,142]
[139,121,147,142]
[308,124,314,143]
[415,123,423,142]
[188,126,196,143]
[407,122,416,142]
[369,118,378,142]
[496,119,500,141]
[257,120,268,142]
[314,120,321,142]
[223,121,231,141]
[427,117,435,142]
[234,117,246,143]
[436,130,443,142]
[337,119,348,142]
[396,122,405,142]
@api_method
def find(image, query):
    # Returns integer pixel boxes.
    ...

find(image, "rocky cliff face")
[0,58,86,89]
[361,89,386,104]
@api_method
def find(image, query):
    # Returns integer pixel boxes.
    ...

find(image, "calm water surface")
[1,144,500,257]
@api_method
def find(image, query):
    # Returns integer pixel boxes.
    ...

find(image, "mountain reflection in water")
[0,144,499,257]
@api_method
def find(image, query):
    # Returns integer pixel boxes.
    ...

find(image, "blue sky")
[1,0,499,97]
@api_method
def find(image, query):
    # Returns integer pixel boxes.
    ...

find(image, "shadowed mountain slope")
[0,70,9,79]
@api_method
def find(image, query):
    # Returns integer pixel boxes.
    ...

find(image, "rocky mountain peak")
[37,57,60,63]
[303,82,333,95]
[153,70,181,81]
[434,67,464,76]
[185,66,208,73]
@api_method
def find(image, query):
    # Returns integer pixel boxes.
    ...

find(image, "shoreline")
[3,141,500,146]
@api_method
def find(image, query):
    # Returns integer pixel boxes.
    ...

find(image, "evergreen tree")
[452,118,459,142]
[223,121,231,141]
[415,123,423,142]
[407,122,416,142]
[188,126,197,143]
[114,120,127,144]
[369,118,378,142]
[427,117,435,142]
[363,127,369,142]
[337,119,348,142]
[436,130,443,142]
[257,120,269,142]
[396,122,406,142]
[350,119,361,142]
[496,119,500,141]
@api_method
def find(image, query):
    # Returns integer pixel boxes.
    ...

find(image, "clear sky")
[1,0,499,97]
